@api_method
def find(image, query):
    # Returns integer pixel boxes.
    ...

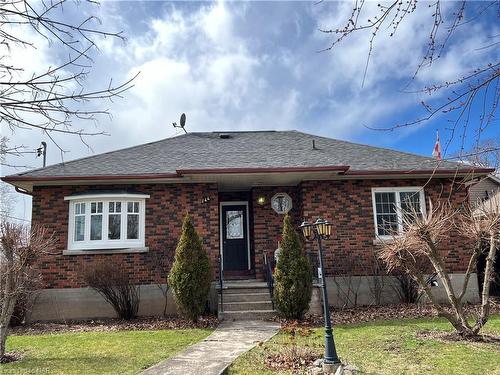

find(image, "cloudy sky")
[1,0,499,222]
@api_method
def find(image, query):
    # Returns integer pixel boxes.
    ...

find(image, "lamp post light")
[300,218,340,367]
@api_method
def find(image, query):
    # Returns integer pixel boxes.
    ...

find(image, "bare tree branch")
[0,0,139,166]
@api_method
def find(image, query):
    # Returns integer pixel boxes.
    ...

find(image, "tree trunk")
[0,322,9,359]
[0,295,16,360]
[425,238,473,334]
[472,233,497,334]
[0,243,16,359]
[412,271,464,332]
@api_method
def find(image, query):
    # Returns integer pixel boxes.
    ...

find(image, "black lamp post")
[300,218,340,365]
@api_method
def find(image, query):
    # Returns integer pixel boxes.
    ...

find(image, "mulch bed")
[264,345,319,372]
[272,300,500,328]
[10,315,219,335]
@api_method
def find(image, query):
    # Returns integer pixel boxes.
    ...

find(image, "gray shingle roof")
[4,130,474,179]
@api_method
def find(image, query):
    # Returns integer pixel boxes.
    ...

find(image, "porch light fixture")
[299,217,340,368]
[257,196,266,205]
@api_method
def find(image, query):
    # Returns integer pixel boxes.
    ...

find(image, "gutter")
[344,167,495,176]
[176,166,351,175]
[15,186,33,196]
[1,166,494,190]
[1,173,180,183]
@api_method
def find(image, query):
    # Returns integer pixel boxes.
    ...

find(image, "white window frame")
[371,187,426,239]
[65,194,149,251]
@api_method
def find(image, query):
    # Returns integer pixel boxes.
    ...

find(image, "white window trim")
[64,193,150,201]
[66,194,149,251]
[371,187,426,240]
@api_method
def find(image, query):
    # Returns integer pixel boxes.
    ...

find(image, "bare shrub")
[379,200,500,337]
[362,248,386,305]
[82,262,140,320]
[332,257,362,309]
[1,222,53,361]
[9,293,35,326]
[392,273,420,304]
[149,249,174,317]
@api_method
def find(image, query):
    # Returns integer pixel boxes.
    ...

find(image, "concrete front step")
[222,309,276,321]
[222,287,269,294]
[221,292,271,303]
[220,301,273,312]
[218,280,275,320]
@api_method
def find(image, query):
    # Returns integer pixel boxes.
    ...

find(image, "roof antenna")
[172,113,188,134]
[36,141,47,167]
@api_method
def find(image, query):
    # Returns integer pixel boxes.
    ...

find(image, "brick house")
[2,131,494,320]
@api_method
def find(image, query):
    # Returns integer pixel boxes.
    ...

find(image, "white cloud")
[2,0,498,223]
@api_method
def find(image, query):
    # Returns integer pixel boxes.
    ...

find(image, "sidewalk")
[140,320,280,375]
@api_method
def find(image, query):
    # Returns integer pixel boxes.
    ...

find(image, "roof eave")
[2,166,494,192]
[345,167,495,177]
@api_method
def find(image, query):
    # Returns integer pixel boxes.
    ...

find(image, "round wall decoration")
[271,193,292,214]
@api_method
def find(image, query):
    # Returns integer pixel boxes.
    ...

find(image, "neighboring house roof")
[2,131,494,188]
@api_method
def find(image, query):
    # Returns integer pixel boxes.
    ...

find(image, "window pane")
[128,202,139,213]
[376,214,398,235]
[90,215,102,240]
[108,214,121,240]
[75,202,85,215]
[400,191,422,227]
[127,215,139,239]
[375,192,398,235]
[75,216,85,241]
[91,202,103,213]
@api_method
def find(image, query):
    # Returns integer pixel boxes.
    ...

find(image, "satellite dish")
[172,113,188,134]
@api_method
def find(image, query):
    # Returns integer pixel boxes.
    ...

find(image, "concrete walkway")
[140,320,280,375]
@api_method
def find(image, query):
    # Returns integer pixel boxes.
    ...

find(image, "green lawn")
[0,328,212,375]
[228,316,500,375]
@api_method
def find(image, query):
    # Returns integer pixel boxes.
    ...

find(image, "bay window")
[371,187,425,238]
[65,193,149,251]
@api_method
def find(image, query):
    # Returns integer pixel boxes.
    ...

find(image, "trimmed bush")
[168,214,212,322]
[274,215,313,319]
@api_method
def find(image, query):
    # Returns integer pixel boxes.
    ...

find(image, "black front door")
[221,204,249,271]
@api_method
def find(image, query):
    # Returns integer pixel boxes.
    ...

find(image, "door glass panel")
[226,210,243,239]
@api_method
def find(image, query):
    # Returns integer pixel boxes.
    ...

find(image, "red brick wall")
[32,183,219,288]
[251,186,302,279]
[299,178,470,276]
[32,178,471,288]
